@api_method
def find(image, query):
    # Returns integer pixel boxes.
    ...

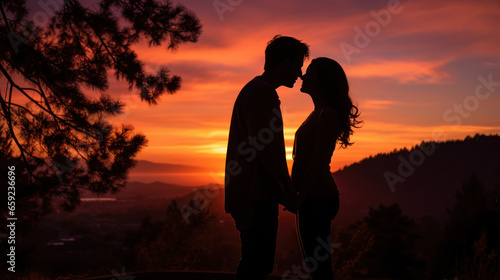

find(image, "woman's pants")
[297,195,340,280]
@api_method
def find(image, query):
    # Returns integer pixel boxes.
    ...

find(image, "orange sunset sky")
[26,0,500,185]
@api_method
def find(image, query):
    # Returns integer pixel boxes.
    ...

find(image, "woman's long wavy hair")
[313,57,362,148]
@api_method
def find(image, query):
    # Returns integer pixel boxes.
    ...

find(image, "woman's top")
[292,107,340,197]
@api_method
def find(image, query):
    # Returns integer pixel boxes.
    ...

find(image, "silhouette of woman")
[292,57,361,280]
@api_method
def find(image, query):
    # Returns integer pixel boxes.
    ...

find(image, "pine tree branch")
[66,0,119,67]
[0,85,35,178]
[0,2,12,33]
[0,63,94,142]
[1,63,93,172]
[34,80,91,163]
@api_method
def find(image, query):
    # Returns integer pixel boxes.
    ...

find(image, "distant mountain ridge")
[130,160,211,174]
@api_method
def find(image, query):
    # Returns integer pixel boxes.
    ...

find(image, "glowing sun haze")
[62,0,500,185]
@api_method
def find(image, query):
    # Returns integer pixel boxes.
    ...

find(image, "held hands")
[283,192,300,214]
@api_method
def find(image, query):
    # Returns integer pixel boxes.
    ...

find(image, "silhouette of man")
[225,35,309,280]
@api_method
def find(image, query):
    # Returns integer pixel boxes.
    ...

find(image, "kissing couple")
[225,35,361,280]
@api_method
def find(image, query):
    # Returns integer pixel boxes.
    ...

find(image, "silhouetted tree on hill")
[0,0,201,219]
[130,199,214,271]
[332,221,374,277]
[433,174,500,279]
[412,214,442,277]
[360,203,423,279]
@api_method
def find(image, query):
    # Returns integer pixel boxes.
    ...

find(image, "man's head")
[264,35,310,88]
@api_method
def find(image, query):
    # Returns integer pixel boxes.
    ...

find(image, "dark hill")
[333,134,500,225]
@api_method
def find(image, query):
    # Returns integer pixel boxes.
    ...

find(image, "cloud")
[346,59,451,83]
[362,99,398,110]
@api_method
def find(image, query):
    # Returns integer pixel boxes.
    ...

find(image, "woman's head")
[303,57,362,148]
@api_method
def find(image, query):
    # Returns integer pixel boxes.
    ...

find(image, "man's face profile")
[282,57,304,88]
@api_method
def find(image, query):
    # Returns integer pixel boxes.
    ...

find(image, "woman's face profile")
[300,62,321,95]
